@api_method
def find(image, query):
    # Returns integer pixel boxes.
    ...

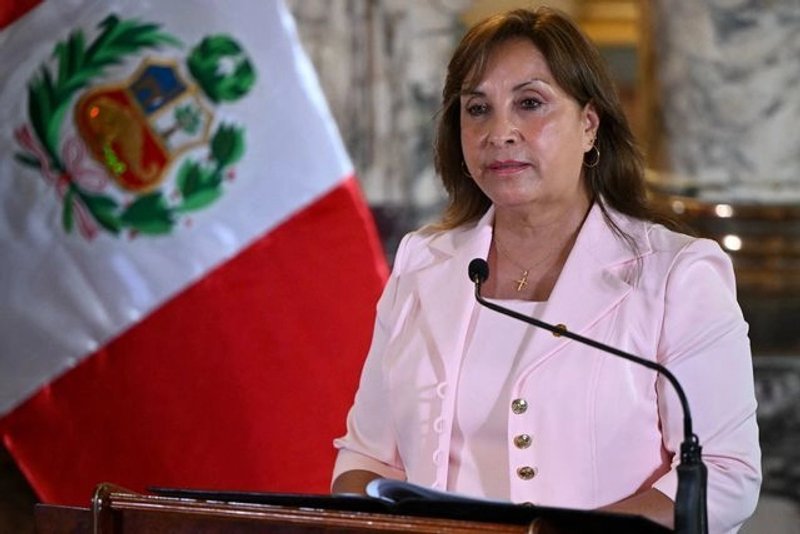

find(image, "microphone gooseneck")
[467,257,707,534]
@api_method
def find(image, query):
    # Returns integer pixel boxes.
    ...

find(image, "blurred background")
[2,0,799,531]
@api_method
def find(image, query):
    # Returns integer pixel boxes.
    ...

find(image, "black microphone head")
[468,258,489,284]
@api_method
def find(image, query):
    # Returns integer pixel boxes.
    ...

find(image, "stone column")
[288,0,652,207]
[286,0,470,258]
[649,0,800,201]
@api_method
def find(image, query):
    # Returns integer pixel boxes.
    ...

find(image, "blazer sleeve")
[330,234,413,484]
[650,238,762,533]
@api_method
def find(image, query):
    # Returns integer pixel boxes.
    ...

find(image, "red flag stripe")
[1,176,387,505]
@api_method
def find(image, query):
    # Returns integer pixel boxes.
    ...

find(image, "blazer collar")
[422,202,651,266]
[412,202,652,370]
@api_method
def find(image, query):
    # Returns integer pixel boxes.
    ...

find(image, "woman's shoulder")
[603,204,719,256]
[635,218,737,291]
[606,206,733,274]
[392,219,482,272]
[644,220,727,262]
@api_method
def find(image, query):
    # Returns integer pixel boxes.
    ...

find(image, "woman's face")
[460,38,598,214]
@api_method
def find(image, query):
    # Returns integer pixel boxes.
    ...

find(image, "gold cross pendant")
[515,270,529,292]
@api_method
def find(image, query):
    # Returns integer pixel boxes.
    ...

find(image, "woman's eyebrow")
[513,78,550,91]
[460,78,552,97]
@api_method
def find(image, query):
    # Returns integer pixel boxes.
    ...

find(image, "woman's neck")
[484,199,592,301]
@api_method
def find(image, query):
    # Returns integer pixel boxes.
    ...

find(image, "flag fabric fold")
[0,0,387,505]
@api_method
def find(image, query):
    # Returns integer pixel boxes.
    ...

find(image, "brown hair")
[434,7,678,235]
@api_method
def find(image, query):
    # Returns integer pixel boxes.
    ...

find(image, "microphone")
[468,258,707,534]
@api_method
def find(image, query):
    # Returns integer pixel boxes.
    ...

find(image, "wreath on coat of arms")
[13,15,256,239]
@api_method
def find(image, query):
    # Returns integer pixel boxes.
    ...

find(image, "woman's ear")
[582,102,600,150]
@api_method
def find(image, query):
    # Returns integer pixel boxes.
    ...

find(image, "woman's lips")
[486,160,530,174]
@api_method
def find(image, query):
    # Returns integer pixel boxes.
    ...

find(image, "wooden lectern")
[35,483,671,533]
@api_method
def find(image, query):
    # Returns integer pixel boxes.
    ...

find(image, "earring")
[583,143,600,168]
[461,160,473,177]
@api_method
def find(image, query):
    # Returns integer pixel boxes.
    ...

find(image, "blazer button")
[433,416,445,433]
[516,466,538,480]
[511,398,528,414]
[513,434,532,449]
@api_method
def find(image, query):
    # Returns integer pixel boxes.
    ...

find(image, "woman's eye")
[466,103,488,116]
[520,98,542,110]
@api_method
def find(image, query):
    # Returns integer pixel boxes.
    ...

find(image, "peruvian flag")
[0,0,387,506]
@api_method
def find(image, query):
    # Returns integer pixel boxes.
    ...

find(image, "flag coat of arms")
[0,0,388,505]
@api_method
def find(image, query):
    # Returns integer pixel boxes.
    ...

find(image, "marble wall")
[286,0,470,257]
[649,0,800,202]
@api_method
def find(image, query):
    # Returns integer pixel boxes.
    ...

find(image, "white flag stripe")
[0,0,352,414]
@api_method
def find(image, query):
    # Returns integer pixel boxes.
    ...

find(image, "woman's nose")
[486,113,520,146]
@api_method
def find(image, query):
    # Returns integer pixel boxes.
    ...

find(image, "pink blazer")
[333,203,761,533]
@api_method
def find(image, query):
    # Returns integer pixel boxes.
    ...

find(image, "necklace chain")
[493,236,556,292]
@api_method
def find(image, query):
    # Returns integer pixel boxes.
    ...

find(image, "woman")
[331,8,761,533]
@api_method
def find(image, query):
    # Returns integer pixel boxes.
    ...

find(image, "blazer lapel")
[526,204,652,366]
[413,209,495,373]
